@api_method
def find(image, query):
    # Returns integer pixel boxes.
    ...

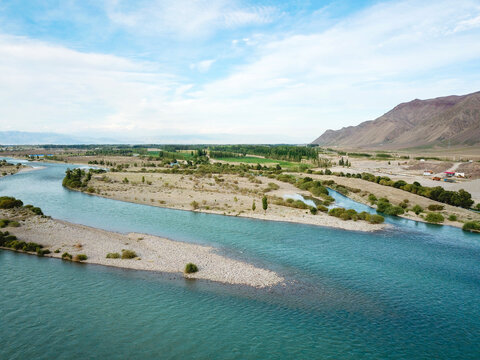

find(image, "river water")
[1,159,479,359]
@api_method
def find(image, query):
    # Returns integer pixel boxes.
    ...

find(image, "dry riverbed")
[0,209,284,288]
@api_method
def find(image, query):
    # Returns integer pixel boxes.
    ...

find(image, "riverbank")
[304,174,480,229]
[0,161,32,177]
[1,209,284,288]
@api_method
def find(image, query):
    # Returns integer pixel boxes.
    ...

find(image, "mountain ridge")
[312,91,480,149]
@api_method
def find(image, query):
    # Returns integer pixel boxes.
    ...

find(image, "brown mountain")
[312,91,480,149]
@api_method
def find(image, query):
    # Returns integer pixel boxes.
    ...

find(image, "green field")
[214,156,299,167]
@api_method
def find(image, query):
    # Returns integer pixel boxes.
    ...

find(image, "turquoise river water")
[1,159,479,359]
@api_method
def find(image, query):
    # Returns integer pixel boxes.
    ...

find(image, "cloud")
[105,0,276,38]
[190,59,216,72]
[1,0,480,143]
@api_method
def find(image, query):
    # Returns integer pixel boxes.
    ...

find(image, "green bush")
[24,205,44,215]
[0,196,23,209]
[428,204,444,211]
[368,214,385,224]
[462,221,480,232]
[310,207,318,215]
[425,212,444,223]
[448,214,457,221]
[106,252,121,259]
[412,205,423,215]
[121,249,137,259]
[384,206,405,216]
[75,254,88,261]
[24,242,42,252]
[62,252,73,260]
[37,249,51,256]
[317,205,328,212]
[368,194,377,204]
[185,263,199,274]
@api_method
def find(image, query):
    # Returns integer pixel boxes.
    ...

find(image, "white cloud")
[190,59,216,72]
[105,0,276,38]
[1,0,480,143]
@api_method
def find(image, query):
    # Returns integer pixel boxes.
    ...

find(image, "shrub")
[185,263,199,273]
[425,212,444,223]
[121,249,137,259]
[106,252,121,259]
[384,206,405,216]
[54,249,60,253]
[74,254,88,261]
[262,196,268,211]
[24,242,42,252]
[368,214,385,224]
[463,221,480,232]
[399,201,408,209]
[448,214,457,221]
[428,204,444,211]
[9,221,20,227]
[317,205,328,212]
[412,205,423,215]
[0,196,23,209]
[37,249,50,256]
[310,207,318,215]
[376,199,391,213]
[28,206,44,216]
[368,194,377,204]
[191,201,199,210]
[62,252,73,260]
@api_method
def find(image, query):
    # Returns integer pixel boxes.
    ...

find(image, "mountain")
[312,91,480,149]
[0,131,121,145]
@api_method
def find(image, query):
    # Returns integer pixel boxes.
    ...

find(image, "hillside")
[312,91,480,149]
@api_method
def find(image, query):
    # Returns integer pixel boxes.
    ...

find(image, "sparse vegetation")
[412,205,423,215]
[106,252,121,259]
[184,263,199,273]
[74,254,88,261]
[425,212,444,224]
[328,208,384,224]
[121,249,137,259]
[462,221,480,233]
[62,252,73,260]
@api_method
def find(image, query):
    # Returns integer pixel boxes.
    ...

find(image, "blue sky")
[0,0,479,143]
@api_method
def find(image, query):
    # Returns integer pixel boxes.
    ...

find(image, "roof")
[444,171,455,174]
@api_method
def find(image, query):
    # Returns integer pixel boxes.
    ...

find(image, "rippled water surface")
[1,159,479,359]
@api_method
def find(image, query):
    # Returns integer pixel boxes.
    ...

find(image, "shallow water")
[1,159,480,359]
[282,193,317,208]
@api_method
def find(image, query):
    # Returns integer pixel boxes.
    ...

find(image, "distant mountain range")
[0,131,123,145]
[312,91,480,149]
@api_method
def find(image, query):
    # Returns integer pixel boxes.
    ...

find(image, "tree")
[252,201,256,211]
[142,176,145,183]
[262,196,268,212]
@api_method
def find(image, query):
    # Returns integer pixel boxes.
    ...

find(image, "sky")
[0,0,480,144]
